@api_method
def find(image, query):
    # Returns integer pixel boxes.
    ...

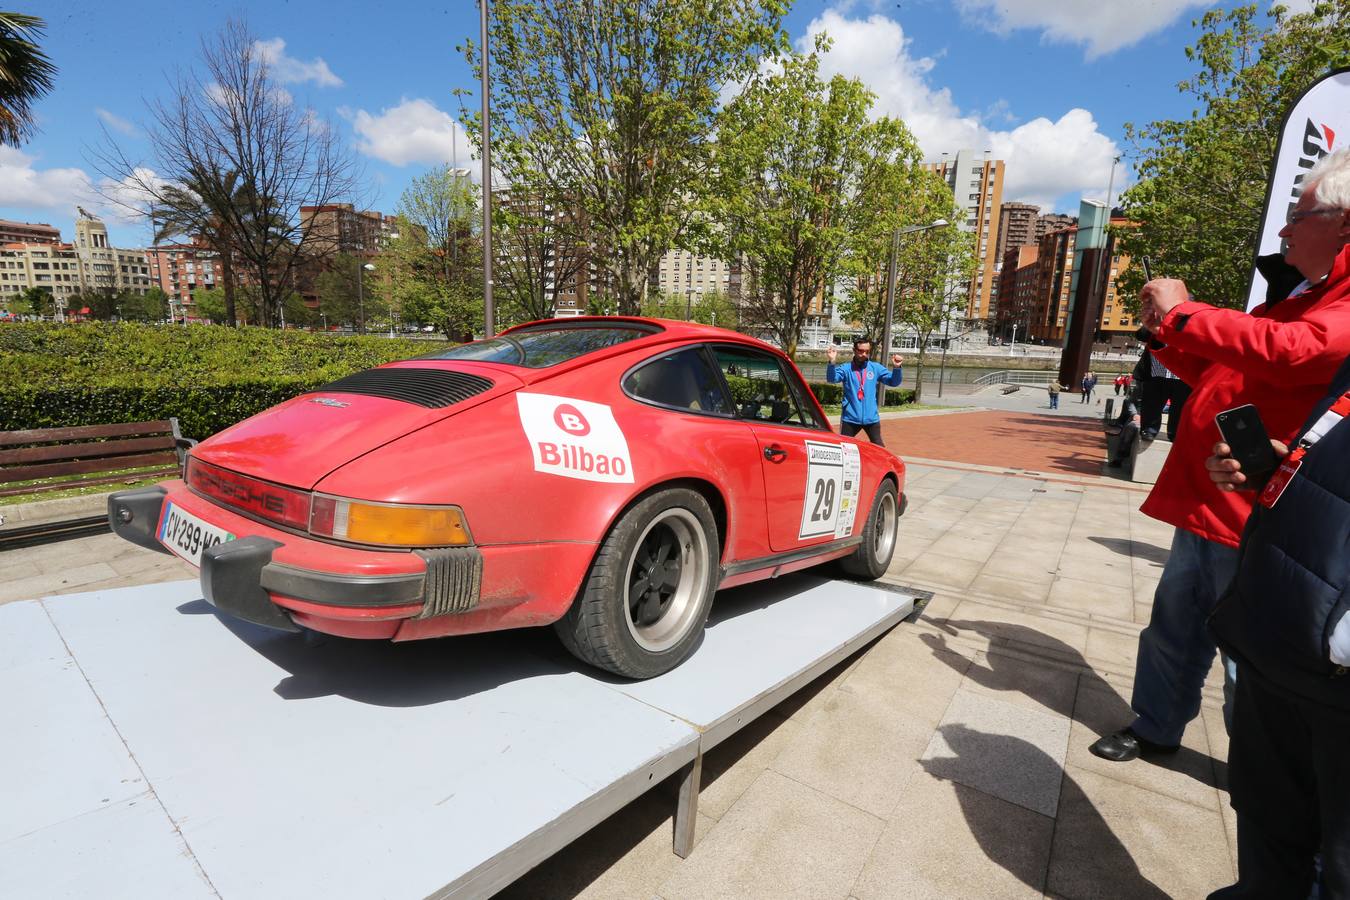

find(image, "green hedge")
[0,322,914,437]
[0,321,428,388]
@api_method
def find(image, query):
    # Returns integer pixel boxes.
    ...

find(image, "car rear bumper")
[108,483,595,640]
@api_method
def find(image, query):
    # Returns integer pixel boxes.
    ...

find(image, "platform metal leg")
[673,749,703,858]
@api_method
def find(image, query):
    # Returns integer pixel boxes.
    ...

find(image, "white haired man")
[1089,149,1350,763]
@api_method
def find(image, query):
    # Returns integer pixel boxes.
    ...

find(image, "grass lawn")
[1,468,172,507]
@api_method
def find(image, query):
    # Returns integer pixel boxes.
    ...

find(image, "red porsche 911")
[109,318,907,678]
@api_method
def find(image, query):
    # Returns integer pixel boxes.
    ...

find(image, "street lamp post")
[881,219,949,361]
[357,261,375,334]
[1009,322,1018,356]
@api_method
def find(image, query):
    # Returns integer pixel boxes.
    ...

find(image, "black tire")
[839,479,899,580]
[555,487,719,679]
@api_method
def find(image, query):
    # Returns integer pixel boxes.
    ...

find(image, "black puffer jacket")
[1210,354,1350,710]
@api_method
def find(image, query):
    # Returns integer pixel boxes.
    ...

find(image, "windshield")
[420,325,653,368]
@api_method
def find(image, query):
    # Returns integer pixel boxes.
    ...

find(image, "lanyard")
[1260,389,1350,507]
[853,366,866,401]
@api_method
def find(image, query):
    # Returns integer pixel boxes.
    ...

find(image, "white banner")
[1247,69,1350,310]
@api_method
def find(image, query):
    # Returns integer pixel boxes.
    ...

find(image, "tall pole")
[480,0,495,338]
[938,316,952,398]
[881,228,900,358]
[357,259,365,335]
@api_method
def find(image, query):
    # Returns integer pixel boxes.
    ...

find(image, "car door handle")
[764,446,787,462]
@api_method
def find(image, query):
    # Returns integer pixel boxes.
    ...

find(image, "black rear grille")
[311,368,493,409]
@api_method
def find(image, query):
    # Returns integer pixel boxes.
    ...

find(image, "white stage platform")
[1,573,915,899]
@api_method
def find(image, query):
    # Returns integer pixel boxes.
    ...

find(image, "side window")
[711,346,826,430]
[623,347,733,415]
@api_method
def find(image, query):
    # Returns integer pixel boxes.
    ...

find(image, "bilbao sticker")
[516,392,634,483]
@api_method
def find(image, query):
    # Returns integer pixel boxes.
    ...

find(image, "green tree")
[464,0,788,314]
[121,288,170,322]
[386,228,482,340]
[893,226,978,401]
[1118,1,1350,309]
[0,13,56,145]
[191,287,228,324]
[152,176,242,326]
[837,169,955,343]
[13,285,53,318]
[314,256,365,328]
[711,40,922,356]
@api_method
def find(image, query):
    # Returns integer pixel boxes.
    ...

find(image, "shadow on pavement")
[920,617,1223,789]
[1089,535,1170,566]
[923,723,1170,899]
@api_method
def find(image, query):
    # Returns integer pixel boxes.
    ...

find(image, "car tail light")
[186,458,311,531]
[309,495,473,548]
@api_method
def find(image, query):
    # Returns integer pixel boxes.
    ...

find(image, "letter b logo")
[554,404,590,436]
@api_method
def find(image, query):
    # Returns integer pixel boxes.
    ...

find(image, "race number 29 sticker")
[798,440,849,539]
[516,392,635,483]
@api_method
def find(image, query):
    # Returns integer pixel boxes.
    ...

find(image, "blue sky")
[7,0,1305,249]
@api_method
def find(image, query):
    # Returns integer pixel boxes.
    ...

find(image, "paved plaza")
[1,394,1235,898]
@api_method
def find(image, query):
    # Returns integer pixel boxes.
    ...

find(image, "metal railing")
[971,370,1056,386]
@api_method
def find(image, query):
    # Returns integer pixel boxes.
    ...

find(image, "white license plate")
[158,502,235,567]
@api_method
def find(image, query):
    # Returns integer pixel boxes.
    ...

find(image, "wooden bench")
[0,419,194,498]
[1000,385,1020,394]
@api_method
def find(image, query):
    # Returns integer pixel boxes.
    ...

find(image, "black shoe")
[1089,729,1180,762]
[1108,460,1123,468]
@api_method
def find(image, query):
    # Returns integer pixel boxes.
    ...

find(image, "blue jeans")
[1050,395,1059,409]
[1130,527,1240,746]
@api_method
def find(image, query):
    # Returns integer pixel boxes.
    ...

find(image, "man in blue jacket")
[825,338,904,446]
[1204,354,1350,898]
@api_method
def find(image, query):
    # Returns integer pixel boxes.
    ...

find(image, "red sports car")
[109,318,907,678]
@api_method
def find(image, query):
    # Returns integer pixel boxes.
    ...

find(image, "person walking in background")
[1141,352,1191,441]
[1048,380,1062,409]
[1114,374,1125,396]
[1088,372,1099,401]
[825,338,904,446]
[1088,147,1350,764]
[1080,373,1091,403]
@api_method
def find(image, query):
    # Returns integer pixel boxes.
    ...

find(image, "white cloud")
[254,37,343,88]
[952,0,1209,60]
[345,98,472,167]
[95,108,137,136]
[799,11,1124,210]
[0,145,95,210]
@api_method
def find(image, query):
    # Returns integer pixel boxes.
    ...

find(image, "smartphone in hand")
[1215,405,1279,486]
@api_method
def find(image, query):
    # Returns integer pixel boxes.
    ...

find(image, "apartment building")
[0,219,60,245]
[1012,216,1137,345]
[924,150,1005,323]
[299,203,400,257]
[144,242,224,313]
[0,214,153,315]
[650,249,737,305]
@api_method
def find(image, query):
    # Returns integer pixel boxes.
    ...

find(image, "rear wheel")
[555,488,718,678]
[839,480,899,580]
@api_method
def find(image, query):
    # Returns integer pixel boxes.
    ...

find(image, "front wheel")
[838,480,899,580]
[554,488,719,679]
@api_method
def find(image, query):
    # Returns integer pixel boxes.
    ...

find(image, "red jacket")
[1141,244,1350,547]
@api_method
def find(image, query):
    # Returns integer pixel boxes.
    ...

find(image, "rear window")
[420,326,651,368]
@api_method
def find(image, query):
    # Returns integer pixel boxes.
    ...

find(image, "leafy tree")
[121,288,170,322]
[1118,1,1350,309]
[191,287,228,324]
[313,255,366,328]
[893,226,978,401]
[94,19,365,328]
[13,285,53,318]
[152,177,242,326]
[711,41,922,356]
[386,227,482,340]
[837,169,955,343]
[0,13,56,145]
[493,176,590,323]
[463,0,788,314]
